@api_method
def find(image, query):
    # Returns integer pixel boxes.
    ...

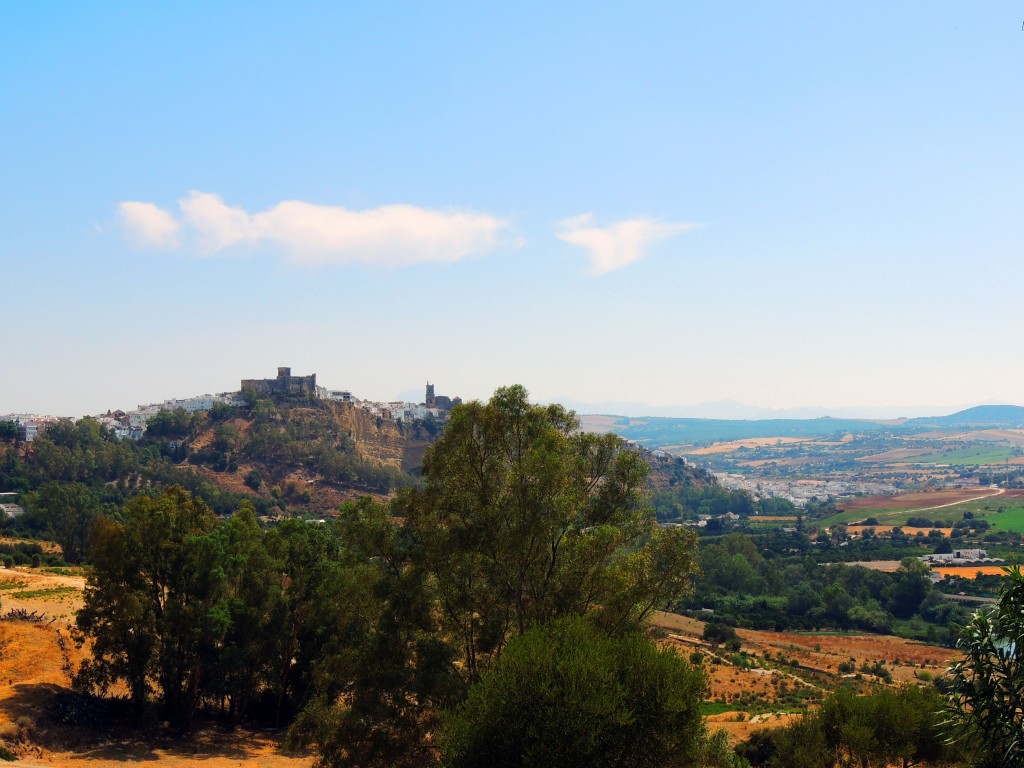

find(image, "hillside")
[905,404,1024,429]
[139,396,434,515]
[1,396,703,522]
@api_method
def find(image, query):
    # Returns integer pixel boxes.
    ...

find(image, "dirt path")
[874,487,1004,521]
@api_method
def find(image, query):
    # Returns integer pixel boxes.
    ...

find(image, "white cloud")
[121,191,509,268]
[556,214,699,275]
[118,201,181,249]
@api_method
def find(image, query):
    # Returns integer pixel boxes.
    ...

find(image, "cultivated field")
[932,566,1010,579]
[649,612,957,743]
[840,488,998,512]
[687,437,810,456]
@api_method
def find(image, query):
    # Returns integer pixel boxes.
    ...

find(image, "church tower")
[425,382,436,408]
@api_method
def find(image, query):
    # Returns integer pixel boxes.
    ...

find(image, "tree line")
[684,532,970,643]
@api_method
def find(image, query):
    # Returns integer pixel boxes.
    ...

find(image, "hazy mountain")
[550,397,959,421]
[906,405,1024,429]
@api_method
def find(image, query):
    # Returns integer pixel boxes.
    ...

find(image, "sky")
[2,3,1023,418]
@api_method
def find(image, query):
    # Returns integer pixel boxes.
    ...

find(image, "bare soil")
[0,567,313,768]
[841,488,997,511]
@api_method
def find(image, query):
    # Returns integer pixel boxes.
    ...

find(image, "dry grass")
[932,566,1009,579]
[688,437,810,456]
[847,525,953,538]
[0,569,312,768]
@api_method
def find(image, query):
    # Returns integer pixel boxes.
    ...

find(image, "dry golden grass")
[0,568,314,768]
[688,437,809,456]
[932,566,1008,579]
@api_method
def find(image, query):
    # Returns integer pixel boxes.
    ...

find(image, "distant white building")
[0,504,24,519]
[0,414,62,442]
[319,388,353,403]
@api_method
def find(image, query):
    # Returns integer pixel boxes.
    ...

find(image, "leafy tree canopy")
[438,616,708,768]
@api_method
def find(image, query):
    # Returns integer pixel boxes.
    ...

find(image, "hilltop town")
[2,367,461,444]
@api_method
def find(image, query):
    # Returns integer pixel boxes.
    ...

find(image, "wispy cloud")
[556,214,699,275]
[118,201,181,249]
[119,191,509,268]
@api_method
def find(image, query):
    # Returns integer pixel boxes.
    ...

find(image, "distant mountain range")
[904,405,1024,430]
[575,404,1024,447]
[554,397,1024,423]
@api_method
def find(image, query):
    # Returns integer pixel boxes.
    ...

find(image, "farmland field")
[932,566,1010,579]
[898,446,1024,465]
[818,488,1017,528]
[839,488,998,511]
[649,612,957,743]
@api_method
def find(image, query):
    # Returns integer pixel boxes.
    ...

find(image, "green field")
[986,505,1024,533]
[897,446,1021,466]
[817,496,1024,532]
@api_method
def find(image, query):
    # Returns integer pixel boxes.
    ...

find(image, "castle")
[241,367,317,398]
[425,382,461,412]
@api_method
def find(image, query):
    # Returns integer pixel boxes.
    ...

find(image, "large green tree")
[946,565,1024,768]
[399,384,698,673]
[30,481,101,563]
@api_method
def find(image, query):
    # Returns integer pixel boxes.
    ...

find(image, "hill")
[1,394,705,524]
[579,404,1024,448]
[905,404,1024,430]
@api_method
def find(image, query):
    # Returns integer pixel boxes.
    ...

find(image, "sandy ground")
[0,565,313,768]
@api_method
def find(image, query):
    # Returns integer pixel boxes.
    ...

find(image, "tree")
[946,565,1024,768]
[438,616,708,768]
[885,558,931,620]
[32,482,100,563]
[702,621,739,648]
[750,686,958,768]
[398,385,698,673]
[75,486,224,727]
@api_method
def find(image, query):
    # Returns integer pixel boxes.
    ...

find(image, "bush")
[702,621,739,647]
[244,469,262,491]
[439,617,709,768]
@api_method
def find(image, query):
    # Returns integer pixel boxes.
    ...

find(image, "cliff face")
[313,400,432,473]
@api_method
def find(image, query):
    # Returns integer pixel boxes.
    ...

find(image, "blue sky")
[3,3,1022,417]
